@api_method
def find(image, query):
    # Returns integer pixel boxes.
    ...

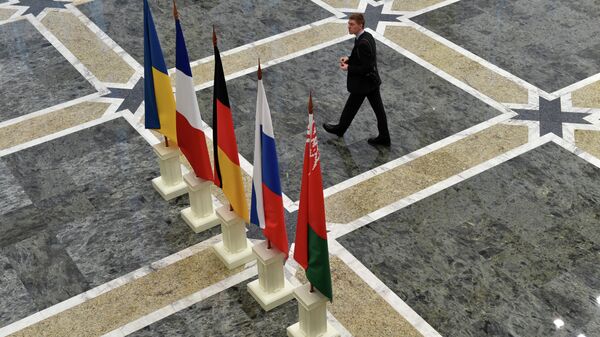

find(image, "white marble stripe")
[553,136,600,169]
[190,33,353,92]
[0,235,224,337]
[330,134,551,239]
[66,3,143,79]
[320,112,514,198]
[390,20,555,101]
[102,267,258,337]
[0,3,27,23]
[121,110,162,147]
[326,311,353,337]
[181,16,343,72]
[329,239,443,337]
[372,25,515,113]
[25,13,109,95]
[0,112,122,158]
[0,0,19,6]
[551,72,600,98]
[0,92,104,129]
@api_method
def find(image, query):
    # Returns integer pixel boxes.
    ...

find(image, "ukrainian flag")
[144,0,177,144]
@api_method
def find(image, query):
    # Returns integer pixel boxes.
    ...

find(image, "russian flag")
[174,8,213,182]
[250,64,289,258]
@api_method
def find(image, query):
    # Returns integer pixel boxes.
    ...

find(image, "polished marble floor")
[1,0,600,336]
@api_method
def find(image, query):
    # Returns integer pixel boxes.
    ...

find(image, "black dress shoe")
[367,135,391,146]
[323,123,344,137]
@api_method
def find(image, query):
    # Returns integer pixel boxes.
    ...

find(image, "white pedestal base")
[151,142,186,200]
[181,173,220,233]
[213,206,254,269]
[287,323,339,337]
[213,239,254,269]
[287,283,340,337]
[247,241,294,311]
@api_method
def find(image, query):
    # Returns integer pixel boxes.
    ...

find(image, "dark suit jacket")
[347,31,381,95]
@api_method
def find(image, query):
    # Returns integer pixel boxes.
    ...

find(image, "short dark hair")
[348,13,365,29]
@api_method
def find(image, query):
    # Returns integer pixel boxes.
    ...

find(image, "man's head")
[347,13,365,35]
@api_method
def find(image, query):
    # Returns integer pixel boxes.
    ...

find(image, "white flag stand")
[287,283,340,337]
[213,205,254,269]
[247,241,294,311]
[181,173,220,233]
[151,142,187,200]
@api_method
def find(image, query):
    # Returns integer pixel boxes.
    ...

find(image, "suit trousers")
[338,88,389,139]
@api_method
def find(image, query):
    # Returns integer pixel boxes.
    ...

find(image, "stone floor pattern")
[1,0,600,336]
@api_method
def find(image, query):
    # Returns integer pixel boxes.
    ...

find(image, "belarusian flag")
[250,62,289,258]
[212,28,249,222]
[174,5,213,182]
[294,93,332,301]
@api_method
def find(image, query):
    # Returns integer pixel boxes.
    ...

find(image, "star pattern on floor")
[512,97,592,137]
[16,0,69,16]
[342,2,400,30]
[104,78,144,113]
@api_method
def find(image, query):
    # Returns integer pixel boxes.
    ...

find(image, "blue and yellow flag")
[144,0,177,143]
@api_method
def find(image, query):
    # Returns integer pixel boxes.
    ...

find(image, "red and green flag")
[294,93,332,301]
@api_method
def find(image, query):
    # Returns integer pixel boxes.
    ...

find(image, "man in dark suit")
[323,13,390,146]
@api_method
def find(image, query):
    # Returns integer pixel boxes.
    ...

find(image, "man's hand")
[340,62,348,71]
[340,56,349,64]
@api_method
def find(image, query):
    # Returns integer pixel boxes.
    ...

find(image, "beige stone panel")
[325,124,529,223]
[177,22,349,86]
[0,102,109,151]
[575,129,600,159]
[10,249,243,337]
[322,0,360,9]
[0,8,17,21]
[41,11,135,84]
[572,81,600,108]
[391,0,446,11]
[296,257,423,337]
[384,26,528,104]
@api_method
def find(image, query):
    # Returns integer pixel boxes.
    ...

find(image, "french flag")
[250,63,289,257]
[174,10,213,182]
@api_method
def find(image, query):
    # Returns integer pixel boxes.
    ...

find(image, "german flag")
[212,28,249,222]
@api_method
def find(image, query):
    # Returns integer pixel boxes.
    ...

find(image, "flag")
[294,93,333,301]
[174,5,213,181]
[250,63,289,257]
[144,0,177,144]
[212,29,249,222]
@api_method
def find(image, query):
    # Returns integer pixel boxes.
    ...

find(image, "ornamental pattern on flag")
[294,94,333,301]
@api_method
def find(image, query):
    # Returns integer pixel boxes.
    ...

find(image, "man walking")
[323,13,390,146]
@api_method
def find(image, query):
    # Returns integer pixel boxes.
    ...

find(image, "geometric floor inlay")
[339,143,600,337]
[3,0,600,335]
[412,0,600,92]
